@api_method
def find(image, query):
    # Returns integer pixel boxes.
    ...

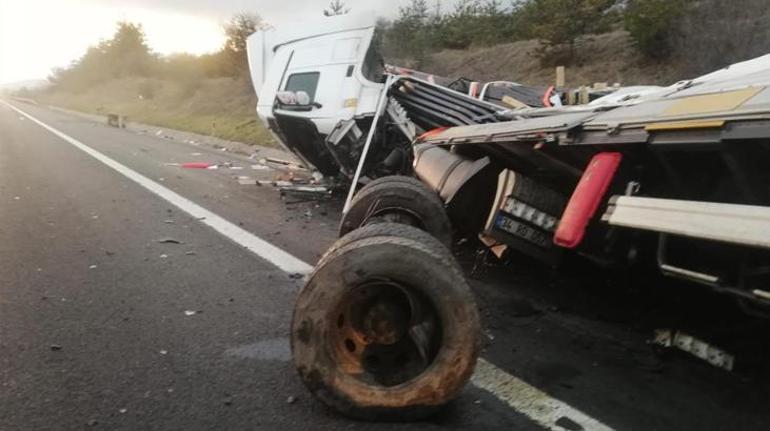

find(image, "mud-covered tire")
[339,176,453,247]
[292,223,481,420]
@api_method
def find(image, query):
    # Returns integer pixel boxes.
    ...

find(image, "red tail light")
[554,152,622,248]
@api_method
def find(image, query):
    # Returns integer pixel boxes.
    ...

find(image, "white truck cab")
[247,12,384,175]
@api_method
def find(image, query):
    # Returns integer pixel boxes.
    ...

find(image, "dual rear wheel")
[291,177,482,420]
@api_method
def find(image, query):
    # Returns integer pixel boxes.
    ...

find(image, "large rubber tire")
[292,223,481,421]
[339,176,453,247]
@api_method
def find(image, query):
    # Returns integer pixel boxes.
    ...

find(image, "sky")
[0,0,432,85]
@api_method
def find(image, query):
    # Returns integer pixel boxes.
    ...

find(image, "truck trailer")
[247,12,770,420]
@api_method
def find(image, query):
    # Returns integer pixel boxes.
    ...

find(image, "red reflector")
[416,127,448,142]
[554,152,622,248]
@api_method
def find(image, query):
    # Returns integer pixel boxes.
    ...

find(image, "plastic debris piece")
[184,310,197,316]
[50,344,63,351]
[157,238,183,244]
[191,152,202,156]
[238,177,257,185]
[181,162,212,169]
[160,254,168,259]
[159,350,168,355]
[89,265,97,269]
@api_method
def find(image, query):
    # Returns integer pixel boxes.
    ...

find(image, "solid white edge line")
[2,100,313,275]
[3,100,614,431]
[473,359,614,431]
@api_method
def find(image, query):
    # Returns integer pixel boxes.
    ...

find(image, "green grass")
[36,77,275,147]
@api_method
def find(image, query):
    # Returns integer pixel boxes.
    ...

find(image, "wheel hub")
[331,280,442,386]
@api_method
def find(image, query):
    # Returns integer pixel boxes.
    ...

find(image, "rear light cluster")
[554,152,623,249]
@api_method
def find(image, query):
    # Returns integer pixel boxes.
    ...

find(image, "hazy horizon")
[0,0,449,85]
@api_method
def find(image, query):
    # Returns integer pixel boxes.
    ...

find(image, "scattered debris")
[184,251,196,256]
[181,162,212,169]
[119,408,127,414]
[163,219,175,224]
[50,344,63,351]
[107,114,126,128]
[191,152,202,156]
[184,310,197,316]
[157,238,183,244]
[237,177,258,185]
[13,196,20,200]
[652,329,735,371]
[259,180,293,187]
[555,416,584,431]
[159,350,168,355]
[251,164,271,171]
[286,396,297,404]
[89,265,97,269]
[260,157,306,172]
[159,254,168,259]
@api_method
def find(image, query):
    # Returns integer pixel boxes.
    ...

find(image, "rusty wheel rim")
[330,279,442,387]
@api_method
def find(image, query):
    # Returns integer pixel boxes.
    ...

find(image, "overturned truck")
[248,12,770,420]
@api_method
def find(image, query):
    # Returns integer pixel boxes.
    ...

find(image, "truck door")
[274,34,364,134]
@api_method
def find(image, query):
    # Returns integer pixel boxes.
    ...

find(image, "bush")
[624,0,687,59]
[671,0,770,75]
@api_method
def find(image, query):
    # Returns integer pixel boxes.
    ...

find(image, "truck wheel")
[339,176,453,247]
[292,223,481,420]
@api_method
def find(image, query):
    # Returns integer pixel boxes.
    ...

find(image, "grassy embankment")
[36,76,275,147]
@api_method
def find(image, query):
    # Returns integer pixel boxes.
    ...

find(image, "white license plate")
[495,215,550,248]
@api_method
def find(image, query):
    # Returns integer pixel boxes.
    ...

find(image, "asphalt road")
[2,100,769,430]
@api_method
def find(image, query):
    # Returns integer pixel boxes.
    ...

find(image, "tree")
[49,21,157,91]
[324,0,350,16]
[624,0,687,59]
[386,0,434,61]
[222,13,271,75]
[102,22,156,78]
[224,13,270,53]
[528,0,616,61]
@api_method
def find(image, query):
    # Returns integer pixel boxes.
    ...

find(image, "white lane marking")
[3,100,613,431]
[473,358,614,431]
[2,100,312,274]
